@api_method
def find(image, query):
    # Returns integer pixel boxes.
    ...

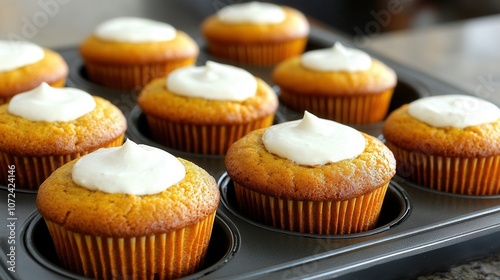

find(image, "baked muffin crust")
[201,6,309,44]
[382,104,500,158]
[225,128,396,201]
[37,158,220,237]
[0,49,68,99]
[272,57,397,96]
[138,76,278,124]
[0,96,126,156]
[79,31,199,65]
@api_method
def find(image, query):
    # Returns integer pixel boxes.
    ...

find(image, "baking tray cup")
[218,173,410,239]
[23,210,239,280]
[3,25,500,280]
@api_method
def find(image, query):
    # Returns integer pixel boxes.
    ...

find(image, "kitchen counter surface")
[414,254,500,279]
[367,14,500,107]
[368,14,500,280]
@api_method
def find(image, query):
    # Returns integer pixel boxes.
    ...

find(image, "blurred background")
[277,0,500,34]
[1,0,500,49]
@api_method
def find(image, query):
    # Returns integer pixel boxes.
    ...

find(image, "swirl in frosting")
[72,139,186,195]
[301,42,372,72]
[94,17,176,43]
[408,94,500,128]
[217,2,285,24]
[166,61,257,101]
[8,82,96,122]
[0,40,44,72]
[262,111,366,166]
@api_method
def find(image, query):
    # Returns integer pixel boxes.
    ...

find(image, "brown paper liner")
[0,78,66,106]
[84,58,196,91]
[0,135,124,190]
[205,38,307,66]
[234,182,389,235]
[44,213,216,280]
[280,88,394,124]
[386,141,500,195]
[146,115,275,155]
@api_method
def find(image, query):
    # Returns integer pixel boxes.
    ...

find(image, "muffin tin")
[2,26,500,280]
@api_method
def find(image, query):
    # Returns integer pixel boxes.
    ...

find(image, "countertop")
[368,14,500,279]
[368,14,500,107]
[1,1,500,279]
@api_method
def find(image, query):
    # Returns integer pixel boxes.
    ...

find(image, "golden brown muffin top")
[225,128,396,201]
[79,30,199,65]
[36,158,220,237]
[201,6,309,43]
[137,76,278,124]
[382,104,500,158]
[0,96,126,156]
[272,57,397,95]
[0,49,68,98]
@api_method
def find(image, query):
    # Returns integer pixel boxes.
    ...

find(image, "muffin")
[80,17,199,91]
[0,40,68,105]
[272,42,397,124]
[0,83,126,190]
[138,60,279,155]
[382,94,500,195]
[225,111,396,234]
[201,1,309,65]
[36,139,220,280]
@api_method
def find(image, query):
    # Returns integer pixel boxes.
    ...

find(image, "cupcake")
[382,94,500,195]
[272,42,397,124]
[225,111,396,234]
[79,17,199,91]
[0,83,126,190]
[36,139,220,280]
[0,40,68,105]
[201,1,309,65]
[138,60,279,155]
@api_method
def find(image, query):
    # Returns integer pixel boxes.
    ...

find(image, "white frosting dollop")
[408,95,500,128]
[0,40,44,72]
[94,17,176,43]
[72,139,186,195]
[8,82,96,122]
[262,111,366,166]
[166,61,257,101]
[301,42,372,72]
[217,1,285,24]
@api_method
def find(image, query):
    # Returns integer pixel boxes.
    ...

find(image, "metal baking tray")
[2,26,500,280]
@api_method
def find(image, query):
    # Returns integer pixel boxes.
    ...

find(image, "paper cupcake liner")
[44,213,216,280]
[280,88,394,124]
[0,135,124,190]
[146,115,275,155]
[206,38,307,66]
[0,78,66,106]
[234,182,389,235]
[84,58,196,91]
[386,141,500,195]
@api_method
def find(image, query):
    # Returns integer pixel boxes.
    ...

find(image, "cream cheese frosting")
[217,1,285,24]
[8,82,96,122]
[301,42,372,72]
[0,40,44,72]
[408,94,500,128]
[94,17,176,43]
[72,139,186,195]
[166,61,257,101]
[262,111,366,166]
